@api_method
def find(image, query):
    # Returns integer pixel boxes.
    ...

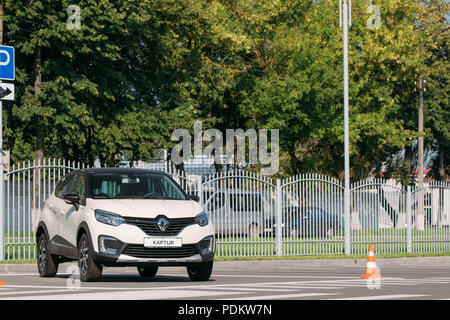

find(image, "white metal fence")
[1,158,449,260]
[2,159,88,260]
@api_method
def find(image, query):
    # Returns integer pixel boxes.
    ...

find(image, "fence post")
[197,175,203,206]
[407,185,412,253]
[0,157,3,261]
[276,179,282,256]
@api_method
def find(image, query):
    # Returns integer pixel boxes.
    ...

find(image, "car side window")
[69,173,86,202]
[55,173,75,199]
[212,192,225,210]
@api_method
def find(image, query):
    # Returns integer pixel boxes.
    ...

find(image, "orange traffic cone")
[360,244,382,279]
[0,281,6,286]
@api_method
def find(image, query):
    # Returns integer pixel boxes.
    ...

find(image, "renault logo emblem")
[157,217,169,232]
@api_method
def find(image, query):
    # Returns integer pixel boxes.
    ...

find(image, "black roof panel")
[84,167,167,175]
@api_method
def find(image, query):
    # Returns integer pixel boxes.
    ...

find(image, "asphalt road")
[0,263,449,300]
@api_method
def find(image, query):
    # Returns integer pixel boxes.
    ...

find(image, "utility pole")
[415,42,425,231]
[416,62,425,231]
[340,0,351,255]
[0,0,4,260]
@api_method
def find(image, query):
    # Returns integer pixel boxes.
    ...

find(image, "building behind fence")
[1,158,449,260]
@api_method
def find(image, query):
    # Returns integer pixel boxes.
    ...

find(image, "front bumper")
[92,237,215,267]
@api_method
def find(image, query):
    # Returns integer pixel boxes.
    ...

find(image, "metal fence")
[2,159,88,260]
[1,158,449,260]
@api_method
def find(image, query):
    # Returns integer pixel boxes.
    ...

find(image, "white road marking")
[330,294,430,300]
[0,273,38,276]
[227,293,336,300]
[234,283,342,290]
[0,288,89,296]
[207,287,295,292]
[2,289,246,300]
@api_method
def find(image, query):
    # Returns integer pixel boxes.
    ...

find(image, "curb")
[213,256,450,270]
[1,256,449,273]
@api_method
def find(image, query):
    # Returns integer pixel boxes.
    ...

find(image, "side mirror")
[189,195,200,202]
[63,194,80,210]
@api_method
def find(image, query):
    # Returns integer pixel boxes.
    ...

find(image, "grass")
[2,252,450,264]
[2,229,449,263]
[214,251,450,261]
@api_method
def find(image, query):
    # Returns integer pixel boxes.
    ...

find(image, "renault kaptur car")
[36,168,215,282]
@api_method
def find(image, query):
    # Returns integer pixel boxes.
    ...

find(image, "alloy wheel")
[38,238,47,272]
[79,240,89,276]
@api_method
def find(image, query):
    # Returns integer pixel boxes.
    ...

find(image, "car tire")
[187,261,213,281]
[37,233,59,277]
[137,266,158,278]
[78,233,102,282]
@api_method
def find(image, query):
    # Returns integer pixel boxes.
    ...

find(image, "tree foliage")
[2,0,448,179]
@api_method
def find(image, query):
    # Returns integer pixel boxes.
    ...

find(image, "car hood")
[86,198,203,219]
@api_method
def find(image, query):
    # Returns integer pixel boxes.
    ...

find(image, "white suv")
[36,168,215,282]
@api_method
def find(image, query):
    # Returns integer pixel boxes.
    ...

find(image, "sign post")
[0,45,15,261]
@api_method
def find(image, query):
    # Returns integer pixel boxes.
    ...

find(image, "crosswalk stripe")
[225,292,336,300]
[0,288,89,296]
[235,284,342,290]
[210,287,295,292]
[0,289,247,300]
[329,294,429,300]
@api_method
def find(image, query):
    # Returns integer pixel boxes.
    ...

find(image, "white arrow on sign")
[0,83,14,101]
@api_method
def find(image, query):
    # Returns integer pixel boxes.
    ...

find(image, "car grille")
[121,244,199,259]
[124,216,196,236]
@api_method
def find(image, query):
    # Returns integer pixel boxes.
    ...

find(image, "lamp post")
[340,0,351,255]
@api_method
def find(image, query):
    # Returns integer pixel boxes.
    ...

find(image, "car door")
[205,191,226,236]
[50,172,76,249]
[45,173,73,243]
[60,172,86,249]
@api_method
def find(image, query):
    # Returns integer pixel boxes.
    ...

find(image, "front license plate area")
[143,237,182,248]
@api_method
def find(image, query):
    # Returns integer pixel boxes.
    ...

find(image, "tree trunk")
[33,46,44,231]
[289,144,301,175]
[404,145,413,185]
[438,144,445,181]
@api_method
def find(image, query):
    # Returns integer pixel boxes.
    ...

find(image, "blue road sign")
[0,45,14,81]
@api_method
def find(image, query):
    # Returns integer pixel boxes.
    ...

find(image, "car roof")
[82,167,168,175]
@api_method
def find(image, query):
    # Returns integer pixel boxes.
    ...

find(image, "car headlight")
[194,211,209,227]
[95,209,125,226]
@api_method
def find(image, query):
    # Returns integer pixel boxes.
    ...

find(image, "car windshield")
[88,172,189,200]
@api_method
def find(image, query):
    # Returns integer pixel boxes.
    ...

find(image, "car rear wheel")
[37,233,59,277]
[137,266,158,278]
[187,262,213,281]
[78,234,102,282]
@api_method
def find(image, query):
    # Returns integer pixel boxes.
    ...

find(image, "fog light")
[99,235,121,255]
[199,236,214,255]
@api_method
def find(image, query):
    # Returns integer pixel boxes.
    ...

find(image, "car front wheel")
[187,262,213,281]
[37,233,59,277]
[78,234,102,282]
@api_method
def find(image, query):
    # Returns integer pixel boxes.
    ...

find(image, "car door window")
[55,173,75,199]
[212,192,225,210]
[230,194,252,212]
[69,173,86,203]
